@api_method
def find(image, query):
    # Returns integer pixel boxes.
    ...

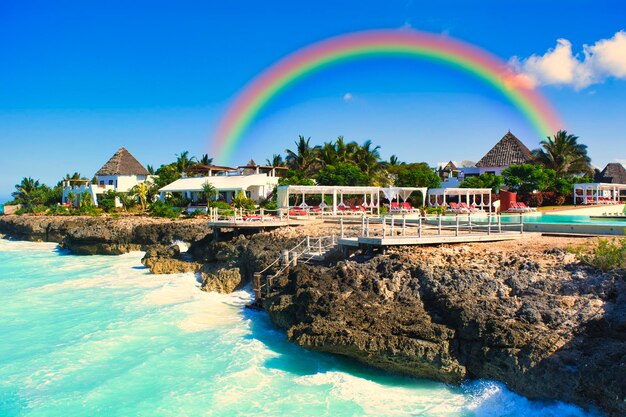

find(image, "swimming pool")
[522,214,626,227]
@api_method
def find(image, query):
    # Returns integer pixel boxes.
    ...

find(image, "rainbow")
[211,29,562,163]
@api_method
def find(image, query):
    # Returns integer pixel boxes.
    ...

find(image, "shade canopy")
[573,183,626,205]
[427,187,493,211]
[276,185,428,214]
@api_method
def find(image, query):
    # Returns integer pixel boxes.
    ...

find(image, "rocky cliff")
[0,215,212,255]
[263,240,625,416]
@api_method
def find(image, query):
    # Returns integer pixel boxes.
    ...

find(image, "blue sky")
[1,0,626,202]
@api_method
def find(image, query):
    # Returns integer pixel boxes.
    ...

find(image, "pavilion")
[276,185,427,215]
[573,183,626,205]
[427,187,493,211]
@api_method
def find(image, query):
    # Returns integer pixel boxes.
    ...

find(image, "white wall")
[96,175,147,192]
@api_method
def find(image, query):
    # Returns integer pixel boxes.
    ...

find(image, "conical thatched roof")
[475,131,534,168]
[442,161,457,171]
[95,147,149,176]
[595,163,626,184]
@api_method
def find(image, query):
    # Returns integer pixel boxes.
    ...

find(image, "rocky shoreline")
[0,215,212,255]
[1,214,624,415]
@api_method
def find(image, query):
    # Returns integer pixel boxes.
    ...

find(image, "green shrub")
[77,205,101,216]
[48,205,70,216]
[31,205,49,215]
[570,236,626,272]
[232,192,256,211]
[263,200,278,211]
[425,206,447,215]
[150,200,181,219]
[209,201,234,216]
[98,190,118,213]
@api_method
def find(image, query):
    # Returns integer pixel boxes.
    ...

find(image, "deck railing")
[336,213,524,239]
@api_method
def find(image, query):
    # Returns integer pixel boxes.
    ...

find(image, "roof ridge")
[475,132,534,167]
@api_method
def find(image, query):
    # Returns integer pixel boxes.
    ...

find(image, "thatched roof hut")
[475,131,534,168]
[95,147,149,177]
[595,163,626,184]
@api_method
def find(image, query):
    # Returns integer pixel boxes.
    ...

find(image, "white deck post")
[498,214,502,233]
[391,216,395,235]
[520,213,524,234]
[455,215,459,236]
[340,218,344,238]
[382,217,386,237]
[437,214,442,236]
[402,214,406,236]
[366,217,370,237]
[332,190,337,215]
[361,215,365,236]
[488,213,492,235]
[418,214,422,238]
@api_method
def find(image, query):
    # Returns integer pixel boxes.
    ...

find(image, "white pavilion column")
[488,192,492,213]
[332,190,337,215]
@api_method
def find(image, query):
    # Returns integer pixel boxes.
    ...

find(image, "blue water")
[0,204,4,215]
[0,239,599,416]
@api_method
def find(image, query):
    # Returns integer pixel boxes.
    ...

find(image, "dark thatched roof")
[475,131,534,168]
[95,147,149,177]
[441,161,457,171]
[595,163,626,184]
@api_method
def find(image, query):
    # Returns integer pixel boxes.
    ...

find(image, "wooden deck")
[339,232,527,247]
[208,218,321,229]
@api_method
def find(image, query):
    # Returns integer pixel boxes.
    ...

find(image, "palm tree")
[199,154,213,166]
[146,165,155,175]
[265,154,285,167]
[334,136,358,163]
[12,177,41,207]
[66,191,76,208]
[175,151,197,173]
[354,140,381,175]
[532,130,593,178]
[285,136,320,173]
[201,181,217,204]
[132,182,150,211]
[317,142,338,167]
[389,155,401,166]
[63,172,82,180]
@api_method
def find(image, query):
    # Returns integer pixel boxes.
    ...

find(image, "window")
[99,181,104,186]
[108,180,114,186]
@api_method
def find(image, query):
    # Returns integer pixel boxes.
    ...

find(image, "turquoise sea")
[0,239,599,417]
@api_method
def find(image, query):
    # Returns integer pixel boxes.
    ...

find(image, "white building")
[158,162,284,205]
[62,147,151,207]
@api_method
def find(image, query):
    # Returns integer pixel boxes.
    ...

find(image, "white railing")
[253,234,338,300]
[336,213,525,239]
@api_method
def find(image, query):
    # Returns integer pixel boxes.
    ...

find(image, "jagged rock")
[0,215,212,255]
[263,244,626,416]
[200,267,242,293]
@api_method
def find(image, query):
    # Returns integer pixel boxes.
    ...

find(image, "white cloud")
[343,92,353,102]
[510,31,626,89]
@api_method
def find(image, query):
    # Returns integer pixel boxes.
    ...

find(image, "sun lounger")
[449,202,468,213]
[401,202,416,212]
[390,202,402,213]
[516,202,536,212]
[459,202,477,213]
[506,202,523,212]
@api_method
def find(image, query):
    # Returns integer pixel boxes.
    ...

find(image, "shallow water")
[0,239,599,416]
